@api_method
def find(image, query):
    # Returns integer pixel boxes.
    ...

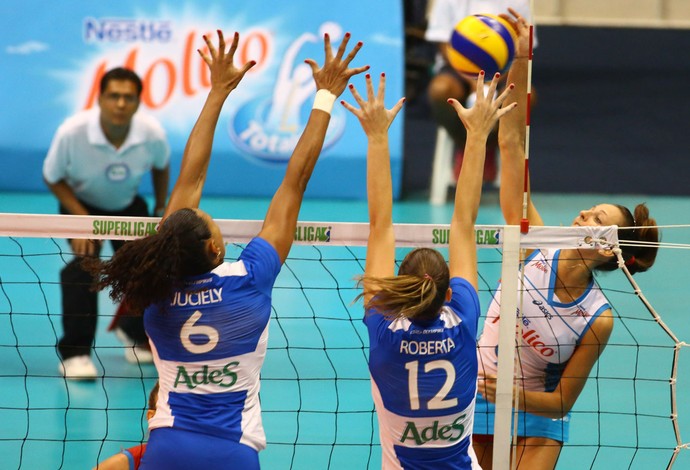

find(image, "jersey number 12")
[405,360,458,411]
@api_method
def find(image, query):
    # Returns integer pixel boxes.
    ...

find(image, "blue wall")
[0,0,404,199]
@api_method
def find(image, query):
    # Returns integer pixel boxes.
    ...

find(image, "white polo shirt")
[43,108,170,211]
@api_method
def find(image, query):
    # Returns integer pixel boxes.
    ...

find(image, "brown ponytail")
[357,248,449,322]
[598,203,659,275]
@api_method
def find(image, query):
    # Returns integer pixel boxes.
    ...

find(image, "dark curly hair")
[83,208,216,313]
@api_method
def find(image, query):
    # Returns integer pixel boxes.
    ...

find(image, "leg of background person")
[427,70,471,149]
[472,435,494,470]
[514,436,562,470]
[58,254,99,360]
[109,195,151,345]
[428,69,499,184]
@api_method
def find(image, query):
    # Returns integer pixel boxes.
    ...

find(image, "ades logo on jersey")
[400,414,467,446]
[174,361,240,389]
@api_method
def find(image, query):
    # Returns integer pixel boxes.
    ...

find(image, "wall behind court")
[526,25,690,196]
[402,2,690,197]
[0,0,405,199]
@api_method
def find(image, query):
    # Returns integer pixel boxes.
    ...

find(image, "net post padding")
[492,225,521,469]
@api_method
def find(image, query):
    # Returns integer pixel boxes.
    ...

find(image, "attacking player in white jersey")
[343,69,515,469]
[85,30,368,469]
[472,11,660,470]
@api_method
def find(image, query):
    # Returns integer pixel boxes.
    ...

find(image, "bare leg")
[472,435,494,470]
[427,72,472,148]
[514,436,563,470]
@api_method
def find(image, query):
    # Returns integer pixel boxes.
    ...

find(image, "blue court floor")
[1,190,689,469]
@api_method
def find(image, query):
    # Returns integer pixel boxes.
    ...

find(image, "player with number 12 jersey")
[365,276,480,469]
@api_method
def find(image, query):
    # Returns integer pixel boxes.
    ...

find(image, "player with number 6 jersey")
[144,236,280,450]
[343,70,515,468]
[84,30,368,469]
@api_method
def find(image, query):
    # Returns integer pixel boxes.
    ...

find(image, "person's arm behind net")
[162,31,255,223]
[448,72,515,290]
[258,33,368,263]
[342,73,404,304]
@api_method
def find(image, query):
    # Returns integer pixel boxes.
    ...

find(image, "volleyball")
[447,14,517,78]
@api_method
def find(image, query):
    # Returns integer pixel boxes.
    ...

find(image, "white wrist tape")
[312,89,337,114]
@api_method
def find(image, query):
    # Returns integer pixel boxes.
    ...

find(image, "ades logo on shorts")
[228,95,346,165]
[105,163,130,182]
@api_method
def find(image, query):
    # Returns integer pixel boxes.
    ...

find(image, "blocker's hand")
[305,33,369,98]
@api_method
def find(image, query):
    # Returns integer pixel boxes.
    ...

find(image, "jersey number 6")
[181,311,220,354]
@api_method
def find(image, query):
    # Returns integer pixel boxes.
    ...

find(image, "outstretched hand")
[500,8,531,59]
[341,73,405,139]
[447,71,516,136]
[198,30,256,97]
[305,33,370,97]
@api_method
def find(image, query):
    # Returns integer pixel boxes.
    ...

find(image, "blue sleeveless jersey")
[144,237,280,451]
[365,277,480,469]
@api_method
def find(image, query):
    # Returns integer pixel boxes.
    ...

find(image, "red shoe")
[108,299,131,331]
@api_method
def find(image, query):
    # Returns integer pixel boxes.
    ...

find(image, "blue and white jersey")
[477,249,611,392]
[144,237,280,452]
[365,277,480,470]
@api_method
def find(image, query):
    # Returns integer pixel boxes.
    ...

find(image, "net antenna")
[520,20,534,236]
[493,8,536,469]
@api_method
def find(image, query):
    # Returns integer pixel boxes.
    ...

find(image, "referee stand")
[429,127,455,205]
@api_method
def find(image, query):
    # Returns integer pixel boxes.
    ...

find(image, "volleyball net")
[0,213,686,469]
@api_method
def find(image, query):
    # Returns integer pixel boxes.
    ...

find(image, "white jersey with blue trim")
[144,237,280,451]
[365,277,480,469]
[477,249,611,391]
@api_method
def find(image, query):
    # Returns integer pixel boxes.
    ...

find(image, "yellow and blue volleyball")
[447,14,517,78]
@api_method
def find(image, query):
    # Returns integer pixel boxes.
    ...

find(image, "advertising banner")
[0,0,404,199]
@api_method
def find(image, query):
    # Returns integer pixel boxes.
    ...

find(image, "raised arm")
[258,33,368,263]
[498,9,543,227]
[162,31,255,221]
[480,309,613,418]
[448,73,515,290]
[342,74,404,304]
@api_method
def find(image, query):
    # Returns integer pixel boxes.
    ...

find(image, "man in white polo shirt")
[43,67,170,379]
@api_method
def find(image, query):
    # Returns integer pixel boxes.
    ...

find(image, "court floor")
[1,190,689,469]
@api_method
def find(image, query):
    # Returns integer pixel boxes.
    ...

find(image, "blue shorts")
[139,427,260,470]
[473,393,570,443]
